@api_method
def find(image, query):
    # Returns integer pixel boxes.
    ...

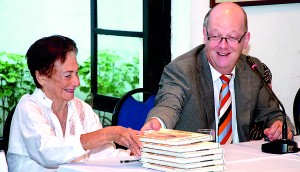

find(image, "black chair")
[112,88,156,130]
[293,88,300,135]
[3,105,16,154]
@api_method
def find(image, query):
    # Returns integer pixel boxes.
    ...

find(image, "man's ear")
[203,27,208,44]
[243,32,251,50]
[35,71,45,86]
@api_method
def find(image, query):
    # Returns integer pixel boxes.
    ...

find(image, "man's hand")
[140,118,162,132]
[264,120,293,141]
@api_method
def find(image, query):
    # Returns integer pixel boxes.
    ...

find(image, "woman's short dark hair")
[26,35,78,88]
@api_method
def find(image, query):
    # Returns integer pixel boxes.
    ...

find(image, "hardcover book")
[142,147,224,158]
[139,129,225,172]
[142,141,220,152]
[141,157,224,169]
[141,152,224,164]
[142,162,225,172]
[139,129,213,145]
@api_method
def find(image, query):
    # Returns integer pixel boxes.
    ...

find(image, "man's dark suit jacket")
[147,44,294,142]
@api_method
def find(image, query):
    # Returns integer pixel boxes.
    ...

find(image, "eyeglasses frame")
[206,31,247,44]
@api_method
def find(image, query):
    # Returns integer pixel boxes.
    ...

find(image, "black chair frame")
[3,105,16,154]
[293,88,300,135]
[112,88,154,127]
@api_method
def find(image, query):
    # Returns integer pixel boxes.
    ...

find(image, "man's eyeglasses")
[206,31,247,44]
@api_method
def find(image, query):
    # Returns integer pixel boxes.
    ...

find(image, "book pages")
[142,141,220,152]
[142,147,224,158]
[143,162,225,172]
[141,152,224,163]
[139,129,213,145]
[141,157,224,168]
[139,129,225,171]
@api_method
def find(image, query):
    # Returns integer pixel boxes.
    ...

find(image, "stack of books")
[139,129,225,172]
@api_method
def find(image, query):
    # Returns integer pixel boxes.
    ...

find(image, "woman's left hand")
[106,126,143,157]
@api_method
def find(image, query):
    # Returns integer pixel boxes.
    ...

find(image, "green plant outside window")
[79,50,139,103]
[0,52,35,136]
[0,50,139,135]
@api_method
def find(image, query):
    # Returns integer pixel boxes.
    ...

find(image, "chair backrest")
[293,88,300,135]
[3,105,16,154]
[112,88,156,130]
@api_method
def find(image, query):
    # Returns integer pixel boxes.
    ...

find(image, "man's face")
[203,6,250,74]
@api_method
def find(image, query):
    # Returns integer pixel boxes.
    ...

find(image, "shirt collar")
[208,63,236,83]
[33,88,74,110]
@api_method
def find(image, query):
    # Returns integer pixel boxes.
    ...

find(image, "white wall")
[0,0,90,64]
[172,0,300,123]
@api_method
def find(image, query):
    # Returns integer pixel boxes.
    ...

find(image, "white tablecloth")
[222,139,300,172]
[58,157,157,172]
[58,136,300,172]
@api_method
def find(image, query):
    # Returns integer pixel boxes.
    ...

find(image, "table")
[58,136,300,172]
[223,137,300,172]
[58,157,156,172]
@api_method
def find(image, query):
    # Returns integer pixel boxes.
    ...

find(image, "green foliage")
[0,50,139,127]
[0,52,35,124]
[79,50,139,103]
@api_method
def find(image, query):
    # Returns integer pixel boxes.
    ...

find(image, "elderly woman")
[7,35,142,171]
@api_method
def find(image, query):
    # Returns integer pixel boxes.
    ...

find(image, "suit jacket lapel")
[234,55,252,141]
[196,48,216,129]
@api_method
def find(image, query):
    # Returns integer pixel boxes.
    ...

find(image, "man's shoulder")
[238,54,264,73]
[171,44,205,64]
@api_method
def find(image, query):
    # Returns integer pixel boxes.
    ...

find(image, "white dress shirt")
[7,88,129,172]
[209,64,239,143]
[155,64,240,143]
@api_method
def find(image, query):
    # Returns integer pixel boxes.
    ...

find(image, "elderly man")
[141,2,294,144]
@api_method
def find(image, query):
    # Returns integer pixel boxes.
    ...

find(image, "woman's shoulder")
[71,97,95,114]
[72,97,91,107]
[17,92,38,107]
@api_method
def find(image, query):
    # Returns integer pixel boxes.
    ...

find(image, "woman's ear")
[35,71,45,87]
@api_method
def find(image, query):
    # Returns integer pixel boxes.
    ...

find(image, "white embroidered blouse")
[7,88,129,171]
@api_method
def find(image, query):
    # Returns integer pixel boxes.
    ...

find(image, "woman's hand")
[80,126,143,157]
[107,126,143,156]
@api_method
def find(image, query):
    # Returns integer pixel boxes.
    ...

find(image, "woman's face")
[40,51,80,103]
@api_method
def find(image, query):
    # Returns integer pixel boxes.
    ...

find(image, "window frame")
[90,0,171,112]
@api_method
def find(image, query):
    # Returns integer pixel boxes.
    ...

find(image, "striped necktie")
[218,74,233,144]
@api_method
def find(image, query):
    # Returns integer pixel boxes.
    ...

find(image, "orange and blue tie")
[218,74,233,144]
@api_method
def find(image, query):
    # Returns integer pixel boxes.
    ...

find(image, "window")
[0,0,91,137]
[90,0,171,113]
